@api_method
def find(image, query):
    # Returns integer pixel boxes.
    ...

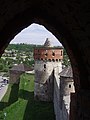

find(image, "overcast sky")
[10,23,62,46]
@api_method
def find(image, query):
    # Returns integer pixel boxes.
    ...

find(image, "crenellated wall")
[34,47,63,61]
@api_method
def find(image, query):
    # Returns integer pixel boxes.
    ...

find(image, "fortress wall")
[9,71,24,84]
[54,76,62,120]
[34,60,62,101]
[53,74,69,120]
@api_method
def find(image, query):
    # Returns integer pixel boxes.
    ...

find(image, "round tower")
[34,38,63,101]
[60,66,75,96]
[59,66,75,114]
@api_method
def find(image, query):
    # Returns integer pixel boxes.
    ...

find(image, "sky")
[10,23,62,46]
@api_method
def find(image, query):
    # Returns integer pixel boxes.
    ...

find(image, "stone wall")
[54,75,62,120]
[9,70,24,84]
[53,74,69,120]
[34,60,62,101]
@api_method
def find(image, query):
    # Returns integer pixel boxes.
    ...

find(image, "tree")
[0,64,4,71]
[63,48,71,66]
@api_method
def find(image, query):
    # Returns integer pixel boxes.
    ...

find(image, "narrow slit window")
[69,84,71,88]
[56,59,58,62]
[44,64,46,68]
[61,51,63,56]
[52,59,55,62]
[52,52,55,56]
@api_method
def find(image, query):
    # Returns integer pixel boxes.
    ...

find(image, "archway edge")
[0,2,89,90]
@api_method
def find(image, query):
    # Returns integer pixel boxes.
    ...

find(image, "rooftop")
[59,66,73,78]
[34,38,63,49]
[10,63,33,72]
[44,38,53,47]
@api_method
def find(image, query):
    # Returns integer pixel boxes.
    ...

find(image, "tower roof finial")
[44,38,53,47]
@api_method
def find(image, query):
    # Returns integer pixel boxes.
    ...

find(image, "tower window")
[61,51,63,56]
[44,64,46,68]
[69,84,71,88]
[56,59,58,62]
[52,52,55,56]
[52,59,55,62]
[45,53,48,56]
[45,90,47,93]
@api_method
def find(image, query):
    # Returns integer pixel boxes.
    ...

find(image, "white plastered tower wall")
[59,66,75,120]
[34,60,62,101]
[34,38,63,101]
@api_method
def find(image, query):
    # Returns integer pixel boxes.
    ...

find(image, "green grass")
[1,84,12,102]
[0,73,55,120]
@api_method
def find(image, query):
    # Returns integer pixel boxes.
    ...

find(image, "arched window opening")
[52,52,55,56]
[69,84,71,88]
[45,90,47,93]
[56,59,58,62]
[45,53,48,56]
[44,64,46,68]
[52,59,55,62]
[61,51,63,56]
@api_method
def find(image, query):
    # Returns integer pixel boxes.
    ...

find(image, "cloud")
[11,23,62,46]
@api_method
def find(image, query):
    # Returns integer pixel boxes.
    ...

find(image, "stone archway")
[0,1,90,119]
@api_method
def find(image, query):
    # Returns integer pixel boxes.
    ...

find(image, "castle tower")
[34,38,63,101]
[59,66,75,118]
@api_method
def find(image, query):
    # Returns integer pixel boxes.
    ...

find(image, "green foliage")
[63,48,71,66]
[0,58,9,72]
[0,64,4,71]
[6,43,38,52]
[2,67,8,72]
[0,74,55,120]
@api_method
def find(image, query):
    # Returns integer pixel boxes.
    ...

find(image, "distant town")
[0,43,70,75]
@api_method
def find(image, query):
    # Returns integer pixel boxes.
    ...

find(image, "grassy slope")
[0,74,55,120]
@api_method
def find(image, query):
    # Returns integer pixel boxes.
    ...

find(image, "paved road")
[0,76,8,101]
